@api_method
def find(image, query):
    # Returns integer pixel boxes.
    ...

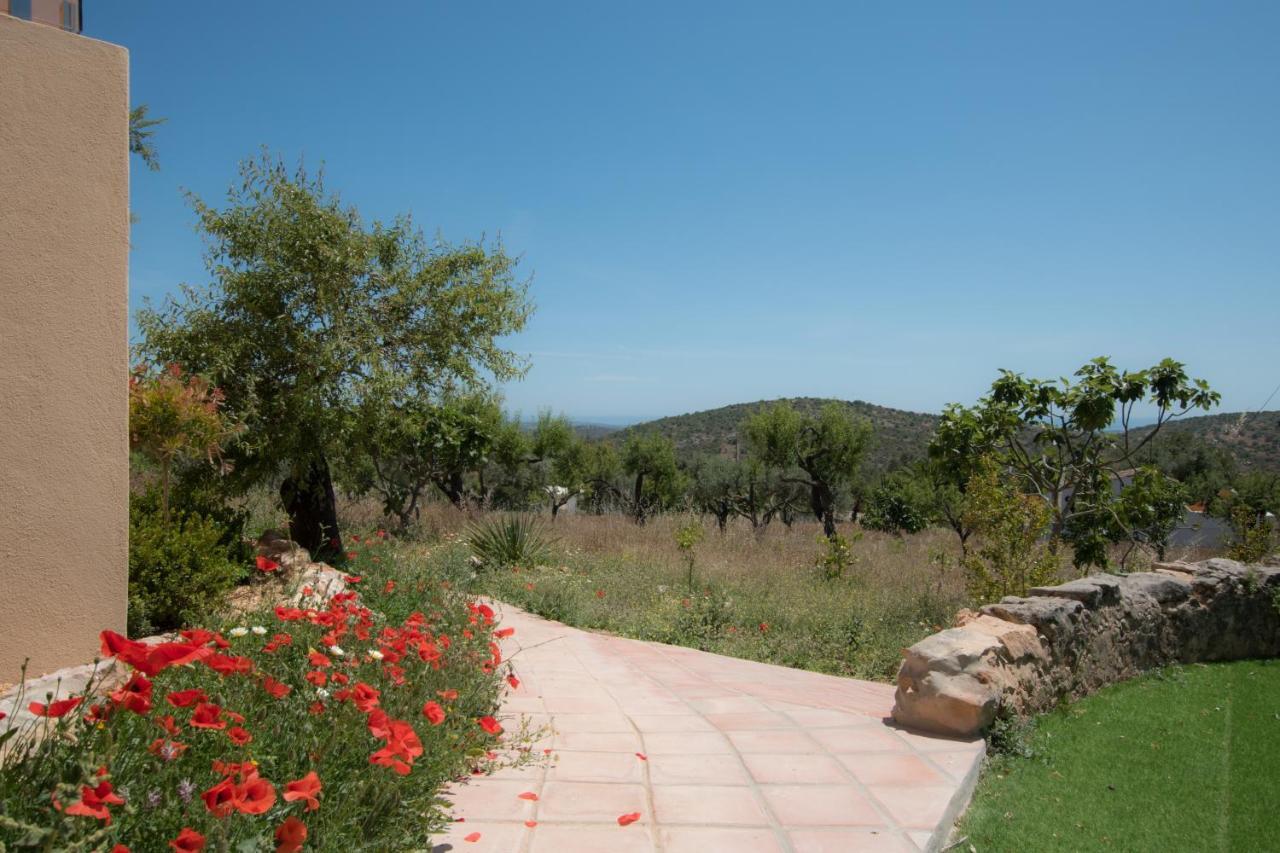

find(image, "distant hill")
[572,422,623,441]
[1129,411,1280,473]
[610,397,940,475]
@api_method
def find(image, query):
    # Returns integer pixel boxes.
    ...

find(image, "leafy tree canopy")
[137,152,532,553]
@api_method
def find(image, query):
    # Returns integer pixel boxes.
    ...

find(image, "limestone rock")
[893,556,1280,738]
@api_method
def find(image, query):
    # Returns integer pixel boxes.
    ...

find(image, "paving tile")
[866,784,958,831]
[647,753,753,785]
[652,784,771,826]
[705,710,795,731]
[551,713,635,732]
[429,820,529,852]
[538,781,648,822]
[628,713,717,733]
[660,826,785,852]
[550,750,645,783]
[760,784,885,827]
[923,749,983,782]
[529,823,656,853]
[809,726,914,754]
[786,828,917,852]
[742,752,851,784]
[839,752,950,786]
[643,731,734,755]
[727,729,823,754]
[553,730,644,752]
[444,779,540,820]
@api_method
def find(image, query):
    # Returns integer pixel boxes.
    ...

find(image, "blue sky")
[95,1,1279,423]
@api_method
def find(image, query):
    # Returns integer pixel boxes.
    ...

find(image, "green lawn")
[959,659,1280,852]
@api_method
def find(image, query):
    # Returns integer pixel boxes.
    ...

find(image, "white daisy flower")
[228,627,248,638]
[250,626,267,635]
[328,645,345,656]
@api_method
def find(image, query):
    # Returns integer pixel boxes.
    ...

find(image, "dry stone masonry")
[892,558,1280,737]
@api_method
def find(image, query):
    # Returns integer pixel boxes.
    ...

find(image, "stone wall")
[892,558,1280,737]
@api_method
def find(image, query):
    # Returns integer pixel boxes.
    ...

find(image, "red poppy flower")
[275,816,307,853]
[305,670,327,687]
[283,771,322,812]
[331,672,349,686]
[262,676,291,699]
[64,779,125,824]
[263,632,293,653]
[29,697,82,717]
[438,689,458,701]
[494,627,515,639]
[180,628,217,646]
[189,702,227,730]
[758,622,769,633]
[477,603,495,624]
[167,688,207,708]
[344,574,362,584]
[477,716,503,736]
[157,714,181,735]
[366,708,392,739]
[202,777,239,817]
[85,703,111,724]
[464,832,482,843]
[169,827,205,852]
[256,555,281,573]
[506,674,520,690]
[617,812,642,826]
[100,630,211,676]
[228,726,253,746]
[235,774,277,815]
[346,551,358,560]
[517,791,538,801]
[111,845,130,853]
[421,701,446,725]
[205,653,253,676]
[384,579,396,593]
[346,682,379,712]
[274,606,307,621]
[595,589,606,599]
[308,651,331,668]
[109,671,152,715]
[308,701,325,716]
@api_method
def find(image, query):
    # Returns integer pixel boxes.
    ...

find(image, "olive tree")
[744,401,872,539]
[137,153,531,556]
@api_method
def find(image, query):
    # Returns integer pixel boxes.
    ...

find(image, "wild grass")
[350,499,1219,683]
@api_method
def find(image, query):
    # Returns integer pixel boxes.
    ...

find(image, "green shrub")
[128,497,240,635]
[466,514,555,570]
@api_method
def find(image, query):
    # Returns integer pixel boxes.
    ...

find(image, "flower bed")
[0,535,528,851]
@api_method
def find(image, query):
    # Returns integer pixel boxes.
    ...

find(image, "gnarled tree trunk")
[280,455,342,559]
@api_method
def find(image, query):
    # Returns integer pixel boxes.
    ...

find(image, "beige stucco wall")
[0,16,129,683]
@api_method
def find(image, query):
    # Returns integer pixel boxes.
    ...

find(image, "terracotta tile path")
[432,604,984,853]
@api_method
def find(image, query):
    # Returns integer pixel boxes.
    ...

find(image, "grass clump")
[465,513,556,570]
[960,659,1280,852]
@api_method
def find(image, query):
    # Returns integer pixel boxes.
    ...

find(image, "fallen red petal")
[464,831,482,843]
[617,812,642,826]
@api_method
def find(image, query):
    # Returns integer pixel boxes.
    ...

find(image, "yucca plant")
[466,514,556,570]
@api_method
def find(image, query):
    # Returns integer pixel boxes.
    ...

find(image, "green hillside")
[611,397,940,474]
[1130,411,1280,473]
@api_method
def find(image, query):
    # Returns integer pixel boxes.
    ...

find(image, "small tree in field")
[933,357,1218,569]
[744,401,872,539]
[129,364,238,524]
[137,152,531,557]
[619,433,680,524]
[962,457,1059,603]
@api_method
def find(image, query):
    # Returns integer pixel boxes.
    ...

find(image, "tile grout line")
[636,637,797,853]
